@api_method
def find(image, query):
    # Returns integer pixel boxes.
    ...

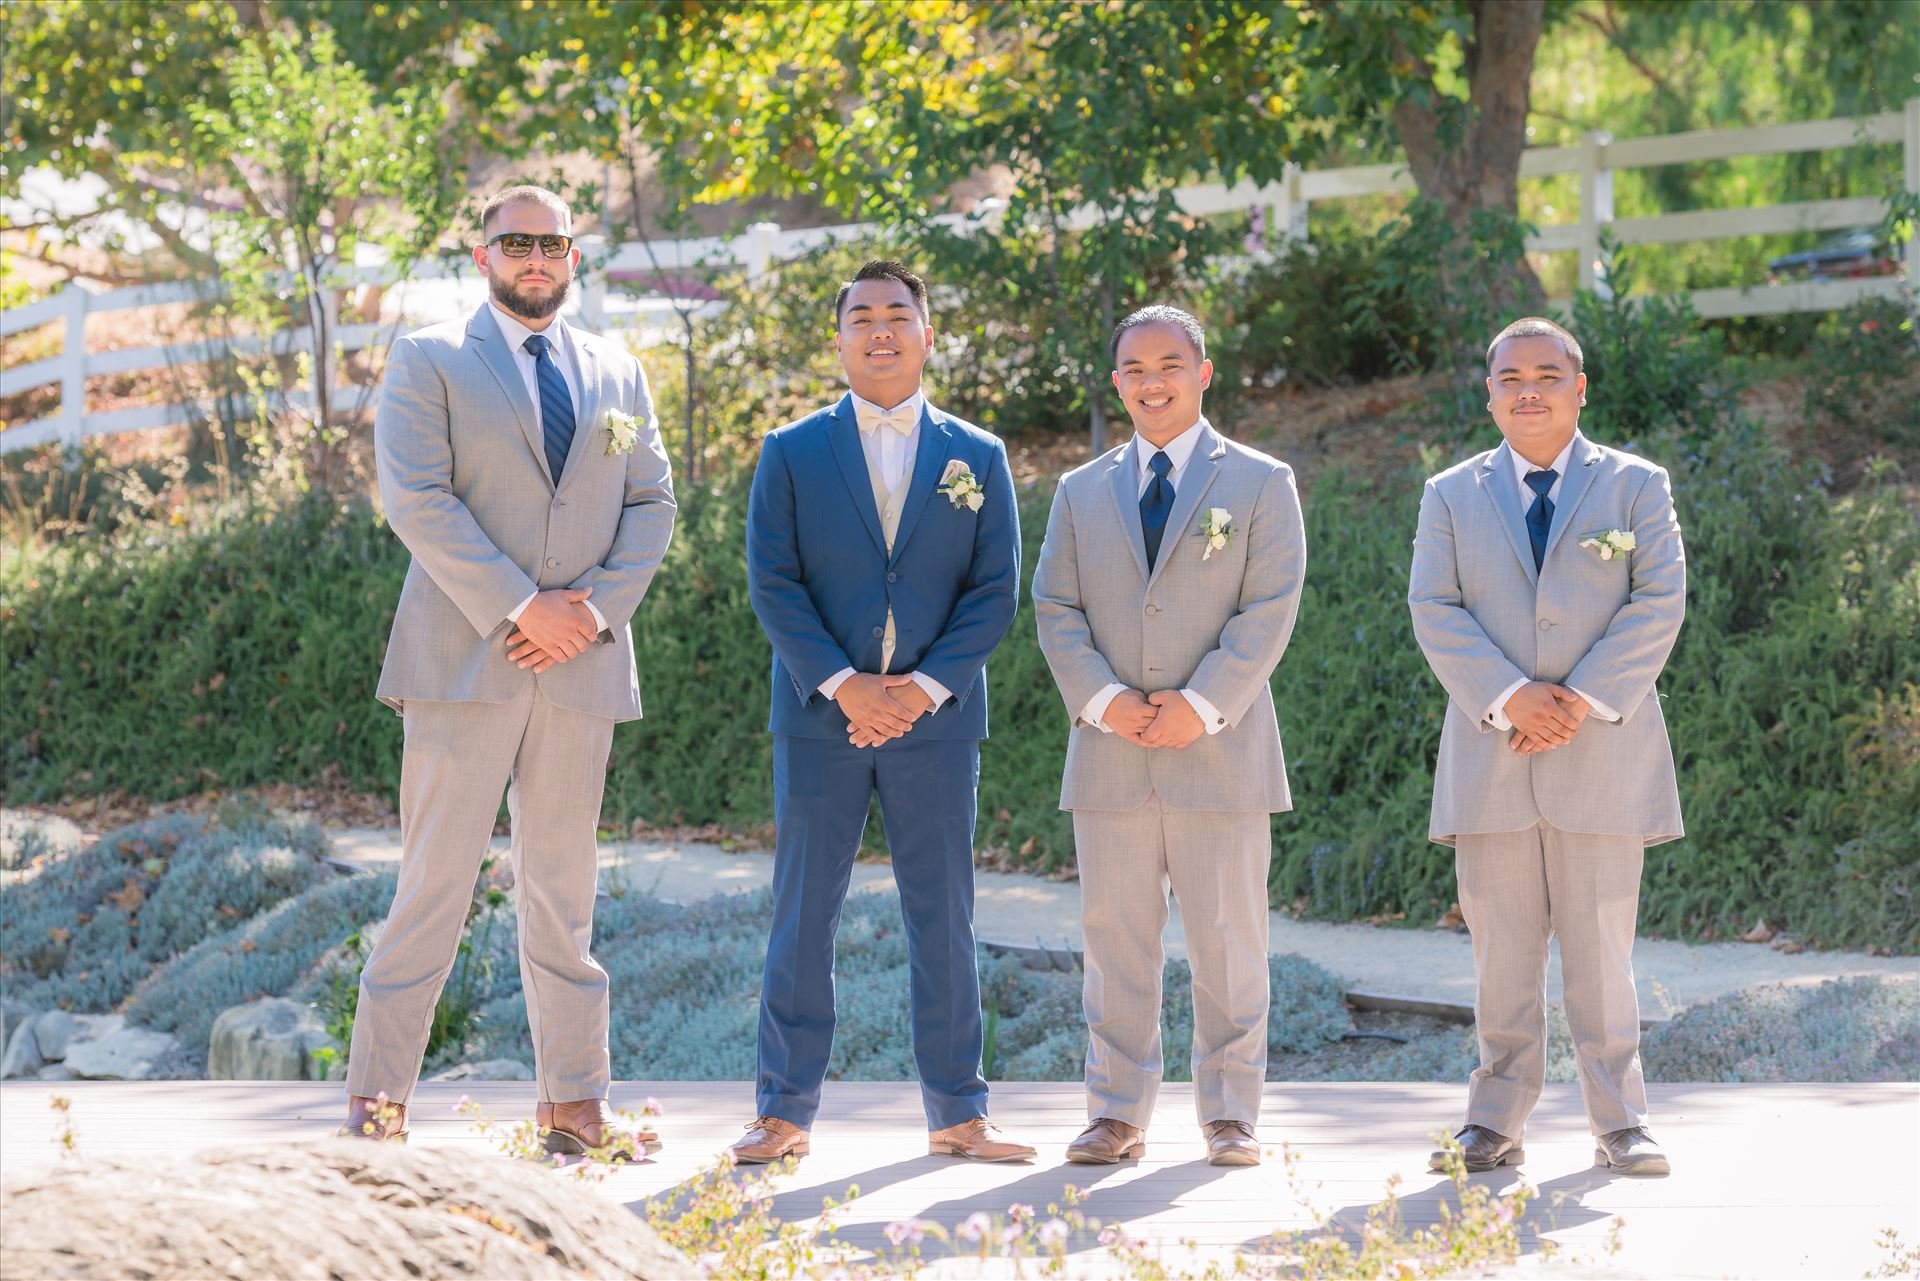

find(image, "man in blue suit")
[734,260,1032,1164]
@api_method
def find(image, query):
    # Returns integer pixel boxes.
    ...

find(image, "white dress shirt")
[1484,436,1620,729]
[1080,418,1228,736]
[492,302,608,636]
[817,388,953,714]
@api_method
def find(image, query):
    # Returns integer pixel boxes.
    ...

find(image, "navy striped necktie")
[523,332,576,482]
[1140,450,1174,570]
[1524,468,1557,570]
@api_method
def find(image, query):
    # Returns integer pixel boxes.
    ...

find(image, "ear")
[471,244,489,274]
[1111,369,1123,395]
[1575,371,1589,404]
[1198,357,1214,390]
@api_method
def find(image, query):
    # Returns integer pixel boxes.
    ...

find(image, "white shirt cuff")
[1486,677,1530,731]
[507,591,538,625]
[1568,686,1621,722]
[585,601,608,635]
[1181,688,1228,734]
[1081,682,1129,733]
[908,671,952,711]
[819,667,857,700]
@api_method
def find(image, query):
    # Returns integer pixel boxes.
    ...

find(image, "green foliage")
[1641,977,1920,1083]
[1801,299,1920,453]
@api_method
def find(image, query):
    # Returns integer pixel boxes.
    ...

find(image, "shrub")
[1641,976,1920,1083]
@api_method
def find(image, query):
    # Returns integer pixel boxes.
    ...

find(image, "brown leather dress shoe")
[1595,1126,1670,1176]
[337,1094,408,1143]
[1066,1117,1145,1164]
[537,1098,662,1160]
[728,1115,810,1164]
[928,1117,1036,1163]
[1204,1119,1260,1167]
[1430,1124,1524,1173]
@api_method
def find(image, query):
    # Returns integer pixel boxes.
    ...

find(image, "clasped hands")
[1101,688,1205,749]
[505,587,599,673]
[1503,681,1591,754]
[840,673,935,748]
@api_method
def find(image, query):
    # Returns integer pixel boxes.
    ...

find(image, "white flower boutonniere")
[604,409,640,457]
[1200,506,1235,560]
[1578,528,1637,561]
[940,458,985,512]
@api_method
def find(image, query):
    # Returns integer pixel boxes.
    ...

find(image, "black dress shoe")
[1430,1124,1523,1172]
[1595,1126,1670,1176]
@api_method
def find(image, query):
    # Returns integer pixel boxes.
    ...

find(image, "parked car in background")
[1767,227,1900,282]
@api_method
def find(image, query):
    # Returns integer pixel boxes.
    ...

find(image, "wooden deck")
[3,1081,1915,1278]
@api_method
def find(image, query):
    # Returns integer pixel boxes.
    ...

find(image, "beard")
[490,269,571,321]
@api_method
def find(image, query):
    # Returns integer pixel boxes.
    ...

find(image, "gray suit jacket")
[1034,421,1307,813]
[373,305,676,723]
[1408,432,1685,845]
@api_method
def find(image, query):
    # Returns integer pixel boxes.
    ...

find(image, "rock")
[0,1142,696,1280]
[207,998,338,1082]
[1,998,37,1052]
[429,1058,535,1082]
[32,1009,91,1060]
[62,1023,179,1080]
[35,1063,77,1081]
[1,1021,43,1079]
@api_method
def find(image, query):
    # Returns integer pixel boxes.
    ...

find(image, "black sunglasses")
[484,232,574,259]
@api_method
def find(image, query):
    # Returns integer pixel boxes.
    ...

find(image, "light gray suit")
[1035,420,1306,1126]
[348,304,675,1106]
[1409,429,1685,1137]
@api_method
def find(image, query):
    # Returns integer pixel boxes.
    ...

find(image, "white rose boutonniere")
[604,408,640,457]
[939,458,985,512]
[1200,506,1235,560]
[1577,528,1637,561]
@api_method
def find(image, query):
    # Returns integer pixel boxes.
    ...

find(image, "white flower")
[940,460,985,512]
[604,408,640,456]
[958,1212,991,1243]
[1578,528,1636,561]
[1038,1219,1069,1247]
[1200,506,1235,561]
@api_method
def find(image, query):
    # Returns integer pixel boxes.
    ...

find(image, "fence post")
[742,221,781,280]
[1265,163,1309,252]
[58,283,87,454]
[575,234,608,331]
[1577,130,1615,298]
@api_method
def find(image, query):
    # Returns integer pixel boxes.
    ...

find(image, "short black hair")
[1110,305,1207,365]
[835,259,930,325]
[1486,316,1584,373]
[480,184,571,237]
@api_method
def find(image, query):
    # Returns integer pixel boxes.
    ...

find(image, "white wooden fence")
[4,98,1915,457]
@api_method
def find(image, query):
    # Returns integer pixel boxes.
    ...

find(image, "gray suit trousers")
[1075,798,1271,1128]
[1456,820,1649,1138]
[345,687,614,1104]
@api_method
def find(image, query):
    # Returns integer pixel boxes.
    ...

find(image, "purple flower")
[958,1212,991,1243]
[1039,1219,1069,1247]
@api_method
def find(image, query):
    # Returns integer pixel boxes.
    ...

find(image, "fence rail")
[4,98,1915,456]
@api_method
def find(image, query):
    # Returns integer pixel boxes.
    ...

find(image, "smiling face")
[834,278,931,405]
[1112,321,1212,447]
[1486,334,1586,466]
[472,198,577,326]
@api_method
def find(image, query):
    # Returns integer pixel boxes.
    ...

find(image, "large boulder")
[32,1009,91,1060]
[62,1022,178,1080]
[1,997,38,1052]
[0,1142,698,1280]
[0,1021,43,1079]
[208,998,337,1081]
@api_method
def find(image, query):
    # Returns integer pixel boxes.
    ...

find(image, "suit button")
[871,626,884,638]
[1145,604,1160,615]
[1538,619,1552,631]
[887,571,897,583]
[546,557,560,568]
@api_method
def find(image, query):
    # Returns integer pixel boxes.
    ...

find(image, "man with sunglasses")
[342,185,676,1160]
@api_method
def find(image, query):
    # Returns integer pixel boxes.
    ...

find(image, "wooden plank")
[1605,111,1902,169]
[0,291,66,337]
[1614,196,1889,246]
[1689,275,1905,318]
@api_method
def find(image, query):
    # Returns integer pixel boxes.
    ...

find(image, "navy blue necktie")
[523,332,576,482]
[1140,450,1174,570]
[1524,468,1557,571]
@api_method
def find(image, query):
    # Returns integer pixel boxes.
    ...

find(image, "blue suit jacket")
[746,393,1021,741]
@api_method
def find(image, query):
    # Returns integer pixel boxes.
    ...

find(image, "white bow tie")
[857,406,916,437]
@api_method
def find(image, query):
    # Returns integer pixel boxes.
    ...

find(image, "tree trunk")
[1390,0,1547,320]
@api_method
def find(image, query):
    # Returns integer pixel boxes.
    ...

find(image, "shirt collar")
[1509,435,1576,490]
[489,301,568,357]
[848,387,924,427]
[1136,415,1208,476]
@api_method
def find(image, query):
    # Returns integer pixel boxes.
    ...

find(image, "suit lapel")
[465,305,550,487]
[1540,431,1601,567]
[556,322,600,495]
[825,393,888,556]
[1145,421,1226,592]
[1477,442,1538,587]
[887,404,955,567]
[1106,441,1151,584]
